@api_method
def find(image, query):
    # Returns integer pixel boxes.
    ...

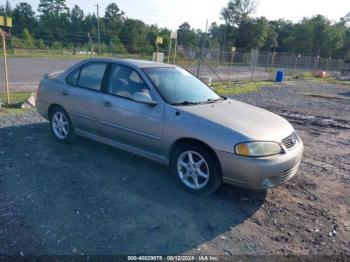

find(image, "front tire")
[49,106,76,144]
[171,143,222,195]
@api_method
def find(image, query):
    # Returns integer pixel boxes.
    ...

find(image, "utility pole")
[197,19,208,77]
[222,18,227,61]
[96,4,101,56]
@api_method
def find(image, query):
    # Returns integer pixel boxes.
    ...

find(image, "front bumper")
[218,140,304,190]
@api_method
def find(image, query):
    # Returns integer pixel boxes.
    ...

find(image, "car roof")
[82,58,177,69]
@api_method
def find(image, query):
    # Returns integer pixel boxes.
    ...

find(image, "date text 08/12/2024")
[127,255,220,261]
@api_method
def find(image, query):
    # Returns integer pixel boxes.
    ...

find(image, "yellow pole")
[0,29,9,104]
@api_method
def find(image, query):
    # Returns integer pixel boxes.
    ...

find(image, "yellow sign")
[0,16,12,27]
[5,17,12,27]
[156,37,163,44]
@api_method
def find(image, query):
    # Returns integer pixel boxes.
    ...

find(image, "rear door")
[61,62,107,133]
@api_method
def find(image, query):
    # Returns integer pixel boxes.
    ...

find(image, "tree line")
[0,0,349,59]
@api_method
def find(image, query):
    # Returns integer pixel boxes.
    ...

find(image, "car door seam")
[71,112,96,121]
[99,120,161,141]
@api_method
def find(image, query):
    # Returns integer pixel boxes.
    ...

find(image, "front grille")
[282,132,298,149]
[281,164,299,182]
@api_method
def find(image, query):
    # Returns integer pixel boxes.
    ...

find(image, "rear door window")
[77,62,107,91]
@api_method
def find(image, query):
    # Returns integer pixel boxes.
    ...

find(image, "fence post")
[294,55,298,73]
[314,57,319,71]
[167,38,172,64]
[0,29,10,104]
[250,50,258,81]
[173,38,177,65]
[269,52,275,80]
[326,58,330,71]
[87,32,94,59]
[265,52,269,73]
[196,49,202,78]
[337,59,342,71]
[230,51,235,66]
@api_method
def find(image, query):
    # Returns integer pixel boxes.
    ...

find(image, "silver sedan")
[36,58,304,195]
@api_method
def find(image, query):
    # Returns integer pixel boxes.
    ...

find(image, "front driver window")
[66,68,80,86]
[107,64,149,99]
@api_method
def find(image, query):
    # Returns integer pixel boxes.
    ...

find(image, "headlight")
[235,142,283,157]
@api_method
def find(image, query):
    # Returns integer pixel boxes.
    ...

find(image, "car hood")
[176,98,294,142]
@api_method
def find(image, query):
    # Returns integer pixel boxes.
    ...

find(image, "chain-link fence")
[0,44,346,93]
[176,48,345,82]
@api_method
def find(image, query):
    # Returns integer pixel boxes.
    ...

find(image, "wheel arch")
[169,138,222,171]
[47,103,77,143]
[48,104,68,119]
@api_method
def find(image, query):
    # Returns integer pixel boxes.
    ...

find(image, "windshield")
[142,67,221,105]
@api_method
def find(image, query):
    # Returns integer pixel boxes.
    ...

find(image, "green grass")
[292,72,314,80]
[0,92,33,115]
[8,52,145,60]
[211,81,272,95]
[316,78,350,86]
[285,71,350,86]
[294,75,350,86]
[7,49,153,61]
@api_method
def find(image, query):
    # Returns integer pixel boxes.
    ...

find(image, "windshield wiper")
[171,101,200,106]
[171,98,224,106]
[204,98,225,103]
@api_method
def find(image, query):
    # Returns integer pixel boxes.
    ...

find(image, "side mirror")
[133,92,158,106]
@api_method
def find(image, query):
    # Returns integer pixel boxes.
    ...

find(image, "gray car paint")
[36,58,304,190]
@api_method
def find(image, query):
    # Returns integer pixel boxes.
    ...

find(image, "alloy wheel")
[52,111,69,139]
[176,150,210,190]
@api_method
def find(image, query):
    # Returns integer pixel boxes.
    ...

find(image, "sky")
[2,0,350,30]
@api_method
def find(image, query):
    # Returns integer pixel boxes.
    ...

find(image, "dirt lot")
[0,80,349,256]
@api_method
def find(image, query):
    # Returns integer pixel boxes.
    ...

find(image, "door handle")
[104,101,112,107]
[62,90,69,96]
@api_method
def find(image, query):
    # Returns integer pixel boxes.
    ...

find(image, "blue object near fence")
[275,70,284,82]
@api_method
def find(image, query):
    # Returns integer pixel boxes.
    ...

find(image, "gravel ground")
[0,80,349,256]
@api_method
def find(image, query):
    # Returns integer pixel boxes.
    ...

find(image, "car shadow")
[0,122,266,255]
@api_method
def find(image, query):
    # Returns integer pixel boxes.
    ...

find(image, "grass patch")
[0,92,33,115]
[286,71,350,86]
[318,78,350,86]
[8,50,153,61]
[290,72,314,80]
[279,70,350,87]
[296,76,350,86]
[211,81,272,95]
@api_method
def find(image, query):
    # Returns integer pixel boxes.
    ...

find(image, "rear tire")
[49,106,76,144]
[170,143,222,195]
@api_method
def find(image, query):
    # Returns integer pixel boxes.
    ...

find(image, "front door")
[99,64,164,155]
